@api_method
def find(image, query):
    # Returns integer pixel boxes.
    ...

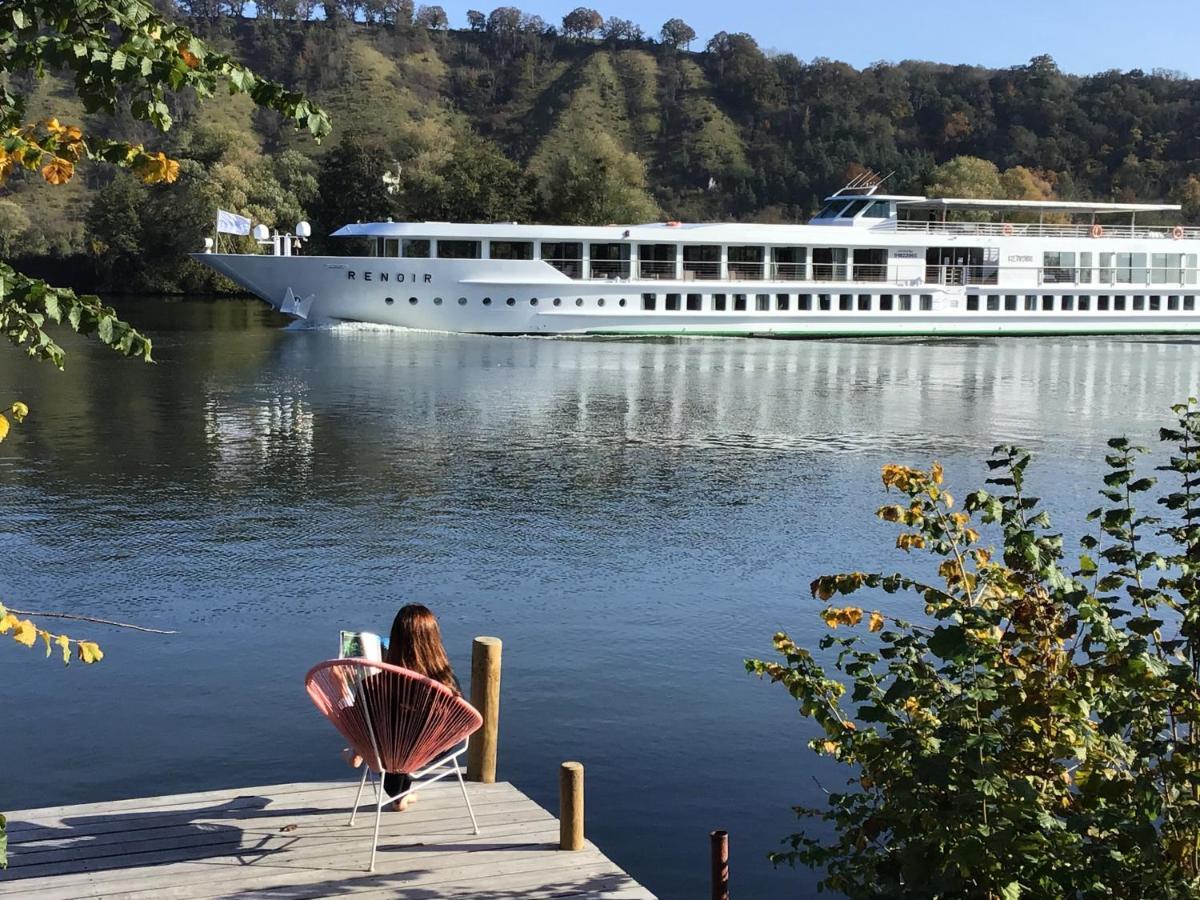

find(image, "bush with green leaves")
[749,400,1200,898]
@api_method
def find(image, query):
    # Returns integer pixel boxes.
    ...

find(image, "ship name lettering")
[1008,254,1034,263]
[346,271,433,283]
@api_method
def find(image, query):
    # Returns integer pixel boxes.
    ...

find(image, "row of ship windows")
[968,294,1200,312]
[380,293,938,311]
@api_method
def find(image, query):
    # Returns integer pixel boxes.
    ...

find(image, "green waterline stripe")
[577,328,1200,338]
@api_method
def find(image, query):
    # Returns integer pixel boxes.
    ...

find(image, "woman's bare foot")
[341,748,363,768]
[392,792,419,812]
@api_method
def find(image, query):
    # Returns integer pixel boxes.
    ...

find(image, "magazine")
[339,630,389,661]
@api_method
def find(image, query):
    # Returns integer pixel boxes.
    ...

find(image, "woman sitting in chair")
[343,603,461,811]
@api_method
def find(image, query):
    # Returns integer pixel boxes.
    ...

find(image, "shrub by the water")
[749,400,1200,898]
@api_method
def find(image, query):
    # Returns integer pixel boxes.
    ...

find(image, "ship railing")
[682,261,722,280]
[543,258,584,278]
[638,260,678,279]
[897,220,1200,240]
[590,260,632,279]
[926,265,1001,286]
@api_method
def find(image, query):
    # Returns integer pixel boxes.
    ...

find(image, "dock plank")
[0,779,654,900]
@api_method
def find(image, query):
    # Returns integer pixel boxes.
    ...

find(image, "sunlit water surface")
[2,298,1199,898]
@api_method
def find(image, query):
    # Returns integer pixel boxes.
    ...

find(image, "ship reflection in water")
[1,299,1198,900]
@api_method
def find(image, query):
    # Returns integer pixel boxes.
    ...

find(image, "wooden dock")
[0,778,655,899]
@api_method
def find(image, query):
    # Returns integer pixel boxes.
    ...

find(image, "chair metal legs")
[369,769,385,872]
[349,763,371,827]
[455,759,479,835]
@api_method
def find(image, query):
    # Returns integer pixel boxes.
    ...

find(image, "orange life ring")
[1090,223,1105,238]
[1001,223,1014,236]
[1173,225,1185,240]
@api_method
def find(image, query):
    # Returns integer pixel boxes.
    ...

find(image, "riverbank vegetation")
[4,7,1200,293]
[750,403,1200,896]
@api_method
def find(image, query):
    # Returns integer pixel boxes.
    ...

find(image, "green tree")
[926,155,1003,199]
[400,131,533,223]
[659,17,695,50]
[0,201,32,257]
[310,132,398,250]
[539,132,660,225]
[750,402,1200,897]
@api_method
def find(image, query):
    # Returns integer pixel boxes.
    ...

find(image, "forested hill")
[4,9,1200,292]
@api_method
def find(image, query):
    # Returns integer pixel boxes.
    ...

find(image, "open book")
[339,630,390,662]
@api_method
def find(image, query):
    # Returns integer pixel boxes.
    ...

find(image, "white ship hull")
[196,251,1200,338]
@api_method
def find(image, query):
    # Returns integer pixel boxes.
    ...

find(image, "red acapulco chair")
[305,659,483,871]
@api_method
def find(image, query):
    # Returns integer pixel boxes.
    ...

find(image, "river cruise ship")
[196,181,1200,337]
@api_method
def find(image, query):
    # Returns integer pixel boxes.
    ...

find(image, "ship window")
[987,295,1000,311]
[861,201,891,219]
[666,293,682,311]
[775,293,789,310]
[813,247,849,281]
[813,202,848,220]
[373,238,383,257]
[1004,295,1018,311]
[1169,295,1181,310]
[1042,295,1054,311]
[434,297,443,305]
[840,199,869,218]
[541,242,583,279]
[1114,295,1127,311]
[409,297,418,305]
[455,297,464,305]
[553,298,561,306]
[642,293,657,311]
[575,298,583,306]
[385,297,395,305]
[1150,295,1161,311]
[1151,253,1184,284]
[637,243,673,279]
[384,239,400,258]
[713,294,727,311]
[734,294,747,311]
[839,294,853,311]
[1077,296,1089,311]
[920,295,933,311]
[899,294,912,311]
[1025,295,1037,311]
[857,294,871,311]
[506,297,516,306]
[799,294,812,310]
[1098,295,1110,310]
[483,297,492,306]
[772,247,807,280]
[1062,295,1074,310]
[687,294,702,311]
[595,242,633,279]
[967,296,979,312]
[402,239,431,258]
[880,294,893,311]
[619,299,626,307]
[437,240,481,259]
[490,241,534,260]
[1043,251,1076,284]
[598,298,606,307]
[755,294,770,311]
[1188,256,1199,286]
[729,247,765,280]
[853,249,887,281]
[819,294,832,311]
[1186,296,1197,311]
[530,298,539,306]
[683,245,721,280]
[1133,296,1145,311]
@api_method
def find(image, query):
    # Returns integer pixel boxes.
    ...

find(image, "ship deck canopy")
[897,197,1180,215]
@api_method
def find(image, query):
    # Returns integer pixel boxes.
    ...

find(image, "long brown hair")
[386,604,458,692]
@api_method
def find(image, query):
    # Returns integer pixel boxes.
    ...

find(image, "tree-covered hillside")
[4,6,1200,292]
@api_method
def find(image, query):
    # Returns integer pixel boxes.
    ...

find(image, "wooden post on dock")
[467,636,502,783]
[711,830,729,900]
[559,761,584,851]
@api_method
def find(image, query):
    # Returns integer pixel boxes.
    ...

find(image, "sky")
[440,0,1200,77]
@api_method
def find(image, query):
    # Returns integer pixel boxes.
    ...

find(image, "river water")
[2,297,1199,898]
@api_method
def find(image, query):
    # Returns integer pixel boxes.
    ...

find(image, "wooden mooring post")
[559,761,585,851]
[711,829,730,900]
[467,636,502,783]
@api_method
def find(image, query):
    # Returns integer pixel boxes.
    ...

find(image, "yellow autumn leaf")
[178,42,200,68]
[43,117,65,135]
[10,401,27,422]
[40,156,74,185]
[931,461,944,484]
[821,740,838,754]
[56,633,71,664]
[868,611,885,633]
[0,612,17,634]
[0,413,10,442]
[77,641,104,664]
[12,618,37,647]
[39,629,52,657]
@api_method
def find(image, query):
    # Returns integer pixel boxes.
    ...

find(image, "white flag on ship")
[216,209,252,235]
